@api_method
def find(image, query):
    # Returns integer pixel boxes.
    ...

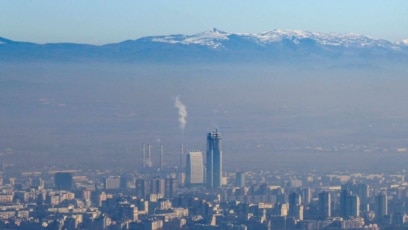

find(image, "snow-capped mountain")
[1,29,407,62]
[150,28,230,48]
[147,28,398,50]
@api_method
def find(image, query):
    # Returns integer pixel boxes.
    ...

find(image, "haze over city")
[1,1,408,230]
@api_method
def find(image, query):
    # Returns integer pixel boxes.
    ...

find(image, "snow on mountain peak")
[149,29,397,49]
[151,28,230,48]
[255,29,317,43]
[184,28,230,48]
[253,30,386,47]
[401,39,408,46]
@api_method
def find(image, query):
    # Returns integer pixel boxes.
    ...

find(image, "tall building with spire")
[206,130,222,188]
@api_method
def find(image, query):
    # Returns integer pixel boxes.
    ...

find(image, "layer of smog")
[1,62,407,173]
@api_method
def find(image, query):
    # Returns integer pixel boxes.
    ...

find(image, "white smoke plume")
[174,96,187,131]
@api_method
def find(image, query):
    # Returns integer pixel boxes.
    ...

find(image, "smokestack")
[160,144,164,170]
[147,144,152,168]
[142,144,146,169]
[180,144,184,171]
[179,144,185,186]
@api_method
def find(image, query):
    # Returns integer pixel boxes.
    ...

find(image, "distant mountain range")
[1,28,407,63]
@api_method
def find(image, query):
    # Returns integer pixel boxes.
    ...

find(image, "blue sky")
[1,0,407,44]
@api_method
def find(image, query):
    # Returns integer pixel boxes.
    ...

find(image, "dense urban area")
[2,1,408,230]
[0,131,406,230]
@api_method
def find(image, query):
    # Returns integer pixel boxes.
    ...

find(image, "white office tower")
[186,151,204,186]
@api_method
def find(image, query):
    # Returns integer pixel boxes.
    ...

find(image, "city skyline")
[1,157,407,229]
[2,1,408,229]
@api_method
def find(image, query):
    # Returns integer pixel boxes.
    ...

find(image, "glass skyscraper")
[206,130,222,188]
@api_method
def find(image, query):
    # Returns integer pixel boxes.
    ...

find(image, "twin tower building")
[186,130,222,188]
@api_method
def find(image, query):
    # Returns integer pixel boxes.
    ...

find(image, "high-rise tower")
[375,191,388,220]
[54,172,73,190]
[206,130,222,188]
[186,151,204,186]
[289,192,303,220]
[318,191,331,219]
[340,189,360,218]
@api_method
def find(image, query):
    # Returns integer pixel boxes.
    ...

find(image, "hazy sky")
[1,0,408,44]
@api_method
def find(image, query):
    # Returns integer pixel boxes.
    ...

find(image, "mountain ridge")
[1,29,407,63]
[138,28,402,49]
